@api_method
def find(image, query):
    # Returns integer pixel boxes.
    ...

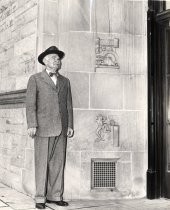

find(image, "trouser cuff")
[35,196,46,203]
[46,195,62,201]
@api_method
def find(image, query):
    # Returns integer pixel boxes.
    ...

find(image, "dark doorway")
[147,1,170,199]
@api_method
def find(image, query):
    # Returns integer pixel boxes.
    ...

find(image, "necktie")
[49,72,57,77]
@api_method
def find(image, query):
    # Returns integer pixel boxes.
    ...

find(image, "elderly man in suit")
[26,46,74,209]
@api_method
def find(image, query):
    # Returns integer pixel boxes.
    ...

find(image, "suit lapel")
[57,74,66,93]
[40,70,57,91]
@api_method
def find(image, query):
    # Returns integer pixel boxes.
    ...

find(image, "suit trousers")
[34,132,67,203]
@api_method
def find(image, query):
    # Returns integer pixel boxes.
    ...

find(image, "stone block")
[9,50,36,76]
[0,63,8,79]
[133,35,147,74]
[116,162,132,191]
[59,32,95,72]
[123,0,133,35]
[26,136,34,149]
[133,1,147,36]
[115,111,145,151]
[16,75,30,89]
[67,110,96,151]
[81,151,131,162]
[10,146,25,168]
[123,1,147,35]
[11,134,27,148]
[91,0,123,33]
[3,169,23,192]
[0,155,11,170]
[58,0,69,32]
[0,77,16,92]
[65,151,81,199]
[69,0,90,31]
[0,29,11,43]
[22,169,35,196]
[2,133,13,149]
[13,4,37,30]
[79,162,91,198]
[6,123,27,135]
[67,72,89,108]
[24,149,34,171]
[131,152,147,197]
[43,0,59,34]
[42,34,59,50]
[90,73,123,109]
[20,19,37,39]
[124,75,147,110]
[8,108,25,119]
[0,47,14,63]
[131,111,146,152]
[69,110,146,151]
[14,34,36,56]
[0,118,7,132]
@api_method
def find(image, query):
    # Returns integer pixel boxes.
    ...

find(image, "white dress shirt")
[46,69,58,86]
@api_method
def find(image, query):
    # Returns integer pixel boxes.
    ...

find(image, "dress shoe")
[35,203,46,209]
[46,199,69,206]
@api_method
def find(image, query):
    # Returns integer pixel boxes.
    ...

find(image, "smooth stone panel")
[24,149,34,171]
[58,0,69,32]
[20,19,37,39]
[81,151,131,162]
[67,110,95,151]
[123,1,147,35]
[65,151,81,199]
[69,0,90,31]
[131,152,147,197]
[22,169,35,196]
[90,74,123,109]
[0,77,16,92]
[133,1,147,36]
[131,111,146,152]
[91,0,124,33]
[67,72,89,108]
[16,76,30,90]
[59,32,95,72]
[123,1,134,35]
[42,34,59,50]
[43,0,59,34]
[116,162,132,191]
[124,75,147,110]
[133,35,147,74]
[14,34,36,56]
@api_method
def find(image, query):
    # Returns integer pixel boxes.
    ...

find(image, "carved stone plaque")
[95,114,119,147]
[95,37,120,69]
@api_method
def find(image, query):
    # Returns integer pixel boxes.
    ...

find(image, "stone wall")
[0,0,148,200]
[58,0,148,199]
[0,0,38,195]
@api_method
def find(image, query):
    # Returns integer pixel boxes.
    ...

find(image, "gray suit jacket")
[26,70,73,137]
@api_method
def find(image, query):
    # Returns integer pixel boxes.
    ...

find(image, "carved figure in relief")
[95,114,119,147]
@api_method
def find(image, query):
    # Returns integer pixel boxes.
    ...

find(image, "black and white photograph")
[0,0,169,209]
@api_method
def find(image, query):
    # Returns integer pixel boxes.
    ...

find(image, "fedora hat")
[38,46,65,65]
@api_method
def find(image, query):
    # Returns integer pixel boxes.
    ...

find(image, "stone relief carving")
[95,37,120,69]
[95,114,119,147]
[20,53,35,73]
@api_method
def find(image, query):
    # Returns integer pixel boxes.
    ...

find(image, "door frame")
[147,0,170,199]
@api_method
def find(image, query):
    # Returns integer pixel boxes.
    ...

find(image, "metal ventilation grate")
[91,159,116,189]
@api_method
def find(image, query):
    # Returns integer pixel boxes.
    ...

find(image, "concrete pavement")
[0,183,170,210]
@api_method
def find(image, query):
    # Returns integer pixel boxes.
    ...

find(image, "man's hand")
[27,128,37,138]
[67,127,74,138]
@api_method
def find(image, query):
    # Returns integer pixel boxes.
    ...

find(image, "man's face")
[43,54,61,72]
